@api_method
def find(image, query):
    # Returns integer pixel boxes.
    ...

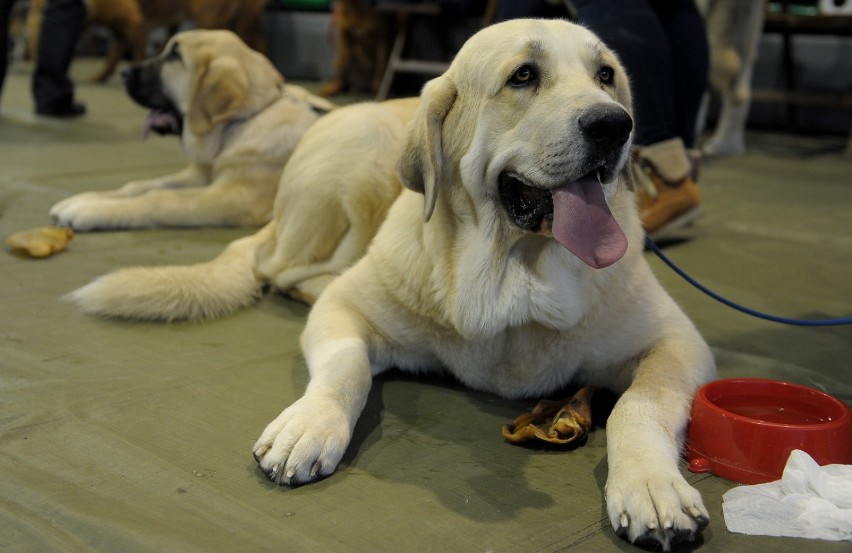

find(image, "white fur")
[698,0,766,157]
[49,30,332,230]
[253,20,716,551]
[68,19,717,551]
[67,98,419,320]
[66,226,272,321]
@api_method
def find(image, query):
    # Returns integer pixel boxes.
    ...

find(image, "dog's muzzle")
[121,64,183,137]
[498,104,632,269]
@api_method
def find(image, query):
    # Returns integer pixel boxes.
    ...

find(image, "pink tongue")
[142,110,178,139]
[551,175,628,269]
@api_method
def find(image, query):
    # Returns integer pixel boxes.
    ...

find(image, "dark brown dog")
[320,0,390,97]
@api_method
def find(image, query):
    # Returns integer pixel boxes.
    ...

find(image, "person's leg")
[32,0,86,116]
[649,0,709,149]
[496,0,564,21]
[0,0,17,100]
[571,0,705,238]
[570,0,678,147]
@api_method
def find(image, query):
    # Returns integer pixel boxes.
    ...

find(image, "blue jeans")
[497,0,709,148]
[31,0,87,112]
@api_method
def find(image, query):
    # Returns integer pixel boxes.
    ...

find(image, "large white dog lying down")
[68,19,716,550]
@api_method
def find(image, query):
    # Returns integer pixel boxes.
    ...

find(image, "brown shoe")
[632,138,703,239]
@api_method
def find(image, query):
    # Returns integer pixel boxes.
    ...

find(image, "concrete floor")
[1,58,850,552]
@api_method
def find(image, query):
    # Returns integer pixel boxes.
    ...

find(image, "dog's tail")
[66,224,275,322]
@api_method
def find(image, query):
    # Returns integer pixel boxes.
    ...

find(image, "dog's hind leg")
[268,219,377,298]
[90,38,126,83]
[259,180,392,301]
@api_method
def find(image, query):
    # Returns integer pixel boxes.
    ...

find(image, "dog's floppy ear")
[397,75,457,222]
[187,55,249,135]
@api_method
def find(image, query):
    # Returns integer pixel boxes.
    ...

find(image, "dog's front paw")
[252,395,353,486]
[50,193,118,230]
[606,468,709,551]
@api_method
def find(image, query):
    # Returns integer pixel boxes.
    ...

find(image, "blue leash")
[644,236,852,327]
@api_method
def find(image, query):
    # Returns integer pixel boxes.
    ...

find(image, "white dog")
[698,0,766,157]
[50,30,333,230]
[69,20,716,550]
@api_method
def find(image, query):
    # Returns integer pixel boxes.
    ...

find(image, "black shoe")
[36,102,87,118]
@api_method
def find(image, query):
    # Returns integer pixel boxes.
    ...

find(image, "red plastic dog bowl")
[687,378,852,484]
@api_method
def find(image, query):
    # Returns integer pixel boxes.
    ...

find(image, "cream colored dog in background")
[68,95,418,316]
[68,19,716,550]
[50,30,333,230]
[698,0,766,157]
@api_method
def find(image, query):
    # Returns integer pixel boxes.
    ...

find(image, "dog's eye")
[598,66,615,86]
[508,64,538,88]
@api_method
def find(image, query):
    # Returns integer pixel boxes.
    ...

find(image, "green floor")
[1,59,850,553]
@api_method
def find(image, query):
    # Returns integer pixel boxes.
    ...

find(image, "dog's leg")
[253,296,374,485]
[319,23,352,97]
[53,173,275,230]
[604,326,714,551]
[370,28,390,97]
[90,37,125,83]
[702,1,765,157]
[702,89,748,157]
[50,164,214,229]
[268,216,378,297]
[234,3,267,55]
[703,51,758,157]
[110,164,212,196]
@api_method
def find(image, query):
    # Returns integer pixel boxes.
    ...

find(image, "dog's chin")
[143,107,183,137]
[497,167,619,235]
[497,172,555,234]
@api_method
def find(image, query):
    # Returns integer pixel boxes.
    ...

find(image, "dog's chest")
[434,327,590,398]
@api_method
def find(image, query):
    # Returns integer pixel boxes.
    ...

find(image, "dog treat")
[7,226,74,258]
[502,387,594,445]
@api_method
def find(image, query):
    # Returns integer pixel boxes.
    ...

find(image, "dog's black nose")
[578,105,633,148]
[120,67,135,84]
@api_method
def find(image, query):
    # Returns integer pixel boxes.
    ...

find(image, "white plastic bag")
[723,450,852,541]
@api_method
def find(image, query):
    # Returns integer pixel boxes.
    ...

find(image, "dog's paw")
[252,395,353,486]
[50,193,118,230]
[606,468,709,551]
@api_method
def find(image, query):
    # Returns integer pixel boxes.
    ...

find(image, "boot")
[632,137,703,239]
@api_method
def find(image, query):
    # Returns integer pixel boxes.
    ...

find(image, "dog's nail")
[693,513,710,529]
